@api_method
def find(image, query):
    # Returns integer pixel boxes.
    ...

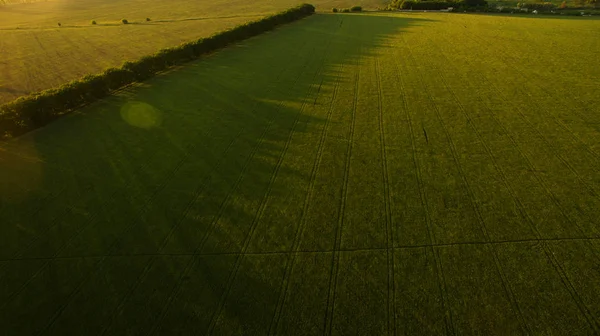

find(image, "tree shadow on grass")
[0,13,436,335]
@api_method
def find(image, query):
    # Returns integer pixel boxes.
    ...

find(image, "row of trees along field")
[389,0,599,10]
[517,0,598,8]
[389,0,488,10]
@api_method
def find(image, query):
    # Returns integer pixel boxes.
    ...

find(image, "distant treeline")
[0,4,316,139]
[389,0,488,10]
[388,0,597,11]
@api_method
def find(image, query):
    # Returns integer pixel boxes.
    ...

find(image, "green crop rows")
[1,12,599,335]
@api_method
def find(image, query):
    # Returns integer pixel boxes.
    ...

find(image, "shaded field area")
[0,0,387,104]
[2,12,600,335]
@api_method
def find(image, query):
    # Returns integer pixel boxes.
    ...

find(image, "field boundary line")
[375,57,396,336]
[268,17,342,335]
[397,35,455,336]
[4,236,600,262]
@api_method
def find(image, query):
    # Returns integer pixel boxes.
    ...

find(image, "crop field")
[1,11,600,335]
[0,0,386,105]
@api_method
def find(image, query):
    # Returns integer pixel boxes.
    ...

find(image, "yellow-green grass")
[2,11,600,334]
[0,0,386,104]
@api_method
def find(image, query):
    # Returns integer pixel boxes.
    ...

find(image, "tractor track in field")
[3,12,600,335]
[398,34,455,336]
[268,60,343,334]
[268,16,341,334]
[375,57,396,336]
[5,65,258,331]
[464,28,600,168]
[39,136,207,333]
[207,41,330,334]
[203,56,320,335]
[0,137,166,313]
[146,40,317,335]
[440,32,600,243]
[6,120,166,262]
[97,118,248,335]
[434,32,600,332]
[323,41,360,336]
[422,37,534,334]
[443,33,600,253]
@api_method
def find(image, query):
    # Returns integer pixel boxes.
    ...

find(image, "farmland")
[0,0,386,104]
[2,9,600,335]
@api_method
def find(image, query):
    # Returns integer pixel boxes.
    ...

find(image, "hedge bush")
[399,1,455,10]
[517,2,556,10]
[0,3,316,139]
[350,6,363,11]
[390,0,487,10]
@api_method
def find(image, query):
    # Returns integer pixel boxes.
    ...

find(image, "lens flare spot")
[120,101,162,129]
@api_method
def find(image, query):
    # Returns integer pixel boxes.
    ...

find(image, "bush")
[461,0,488,7]
[399,1,455,10]
[342,8,351,12]
[0,3,317,138]
[91,20,97,25]
[146,17,151,21]
[57,22,61,27]
[122,19,129,24]
[518,2,556,10]
[333,7,339,12]
[350,5,362,11]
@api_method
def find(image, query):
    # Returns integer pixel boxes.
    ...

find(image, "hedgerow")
[398,1,455,10]
[517,2,556,10]
[0,4,316,139]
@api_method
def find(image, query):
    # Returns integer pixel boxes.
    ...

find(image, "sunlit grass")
[1,11,599,335]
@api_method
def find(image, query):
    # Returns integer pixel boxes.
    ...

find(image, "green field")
[2,11,600,334]
[0,0,386,105]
